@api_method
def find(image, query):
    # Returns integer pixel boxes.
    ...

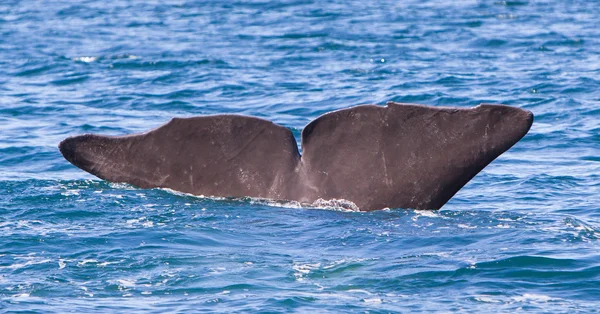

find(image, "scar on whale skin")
[59,101,533,211]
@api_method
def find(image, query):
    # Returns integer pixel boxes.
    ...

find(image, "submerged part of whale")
[59,102,533,211]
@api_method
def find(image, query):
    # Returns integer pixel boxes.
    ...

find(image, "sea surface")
[1,0,599,312]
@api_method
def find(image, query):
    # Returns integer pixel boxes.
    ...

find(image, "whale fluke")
[59,102,533,211]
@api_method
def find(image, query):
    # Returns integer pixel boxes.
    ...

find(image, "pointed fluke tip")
[58,134,99,172]
[58,136,77,164]
[476,103,534,137]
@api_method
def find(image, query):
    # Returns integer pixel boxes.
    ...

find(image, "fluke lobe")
[59,102,533,211]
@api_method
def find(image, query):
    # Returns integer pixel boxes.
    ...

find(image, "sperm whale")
[59,101,533,211]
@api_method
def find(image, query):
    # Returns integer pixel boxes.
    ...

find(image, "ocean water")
[1,0,599,312]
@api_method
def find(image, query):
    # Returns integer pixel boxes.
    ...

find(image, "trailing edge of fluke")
[59,101,533,211]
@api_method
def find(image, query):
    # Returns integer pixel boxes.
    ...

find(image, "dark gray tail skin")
[59,102,533,211]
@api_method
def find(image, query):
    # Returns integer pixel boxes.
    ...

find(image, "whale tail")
[59,102,533,211]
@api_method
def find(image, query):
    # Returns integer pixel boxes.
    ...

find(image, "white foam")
[414,210,442,218]
[160,188,362,212]
[474,295,501,303]
[98,261,119,267]
[362,298,383,304]
[72,56,98,63]
[512,293,557,302]
[0,256,52,270]
[249,198,304,209]
[61,189,80,196]
[117,279,136,288]
[310,198,360,212]
[77,259,99,266]
[292,262,321,280]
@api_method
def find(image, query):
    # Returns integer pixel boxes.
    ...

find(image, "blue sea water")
[1,0,599,312]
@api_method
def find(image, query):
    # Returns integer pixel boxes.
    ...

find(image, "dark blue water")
[2,0,599,312]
